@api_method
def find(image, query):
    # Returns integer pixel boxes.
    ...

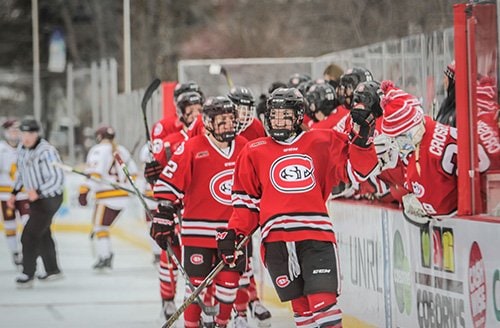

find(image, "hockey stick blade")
[141,78,162,142]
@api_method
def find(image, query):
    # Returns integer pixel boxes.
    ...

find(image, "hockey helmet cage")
[265,87,305,141]
[202,96,237,143]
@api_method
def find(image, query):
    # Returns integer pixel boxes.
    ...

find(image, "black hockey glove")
[349,103,376,148]
[216,228,243,268]
[144,160,163,185]
[150,202,176,250]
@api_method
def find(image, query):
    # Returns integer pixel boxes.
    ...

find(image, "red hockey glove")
[216,228,243,268]
[150,202,176,250]
[144,160,163,185]
[349,103,376,148]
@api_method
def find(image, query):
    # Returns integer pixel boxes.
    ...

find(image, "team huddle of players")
[2,64,498,328]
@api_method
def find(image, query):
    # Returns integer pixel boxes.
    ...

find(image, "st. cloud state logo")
[270,154,316,193]
[209,169,234,205]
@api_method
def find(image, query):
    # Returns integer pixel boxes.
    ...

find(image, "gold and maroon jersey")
[228,129,378,244]
[153,134,248,248]
[82,143,138,209]
[0,141,27,201]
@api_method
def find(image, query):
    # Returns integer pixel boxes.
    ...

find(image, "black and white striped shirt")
[13,138,64,198]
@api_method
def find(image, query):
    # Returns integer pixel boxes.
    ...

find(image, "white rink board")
[330,199,500,328]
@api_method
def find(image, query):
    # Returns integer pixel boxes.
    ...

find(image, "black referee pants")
[21,194,63,277]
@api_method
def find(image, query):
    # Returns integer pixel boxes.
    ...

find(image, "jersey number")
[163,160,178,179]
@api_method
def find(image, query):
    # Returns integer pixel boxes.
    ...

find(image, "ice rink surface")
[0,226,294,328]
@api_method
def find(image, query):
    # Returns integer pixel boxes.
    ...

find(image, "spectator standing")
[7,118,64,287]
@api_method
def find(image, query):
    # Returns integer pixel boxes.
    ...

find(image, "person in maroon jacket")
[217,88,379,328]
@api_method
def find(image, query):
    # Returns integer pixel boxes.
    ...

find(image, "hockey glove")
[349,103,376,148]
[150,202,177,250]
[78,187,89,207]
[374,134,399,171]
[144,160,163,185]
[216,228,243,268]
[402,193,432,227]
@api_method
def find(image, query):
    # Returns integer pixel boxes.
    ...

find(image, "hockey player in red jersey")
[227,86,270,326]
[153,92,203,167]
[228,86,266,141]
[147,91,204,321]
[218,87,378,328]
[145,81,204,185]
[351,81,407,204]
[152,96,248,327]
[306,83,348,130]
[380,80,490,225]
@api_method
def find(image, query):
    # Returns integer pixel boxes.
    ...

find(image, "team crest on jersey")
[190,254,204,265]
[209,169,234,205]
[270,154,316,193]
[153,123,163,136]
[174,142,185,155]
[411,181,425,198]
[276,275,291,288]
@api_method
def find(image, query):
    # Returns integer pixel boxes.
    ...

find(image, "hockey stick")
[113,153,219,316]
[209,64,234,88]
[54,162,157,202]
[163,228,257,328]
[141,78,162,143]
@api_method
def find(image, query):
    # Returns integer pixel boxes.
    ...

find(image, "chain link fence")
[179,28,454,117]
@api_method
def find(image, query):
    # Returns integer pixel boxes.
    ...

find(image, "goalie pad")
[402,193,432,227]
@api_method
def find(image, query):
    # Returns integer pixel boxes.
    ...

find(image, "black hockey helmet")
[265,88,305,141]
[268,81,287,94]
[287,73,312,88]
[352,81,384,118]
[175,91,203,126]
[297,80,314,97]
[173,81,203,100]
[202,96,237,143]
[306,83,338,118]
[337,67,374,109]
[95,126,115,142]
[227,86,256,133]
[227,86,255,106]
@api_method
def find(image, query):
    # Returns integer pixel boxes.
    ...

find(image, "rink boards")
[330,199,500,328]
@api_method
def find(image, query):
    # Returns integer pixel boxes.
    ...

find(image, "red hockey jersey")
[403,117,489,217]
[152,129,189,167]
[310,105,350,130]
[153,134,248,248]
[151,117,183,141]
[239,118,266,141]
[187,116,205,138]
[228,129,378,244]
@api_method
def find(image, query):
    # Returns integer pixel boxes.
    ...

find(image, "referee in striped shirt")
[7,118,64,287]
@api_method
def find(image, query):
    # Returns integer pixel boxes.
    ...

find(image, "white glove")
[374,135,399,171]
[402,193,432,226]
